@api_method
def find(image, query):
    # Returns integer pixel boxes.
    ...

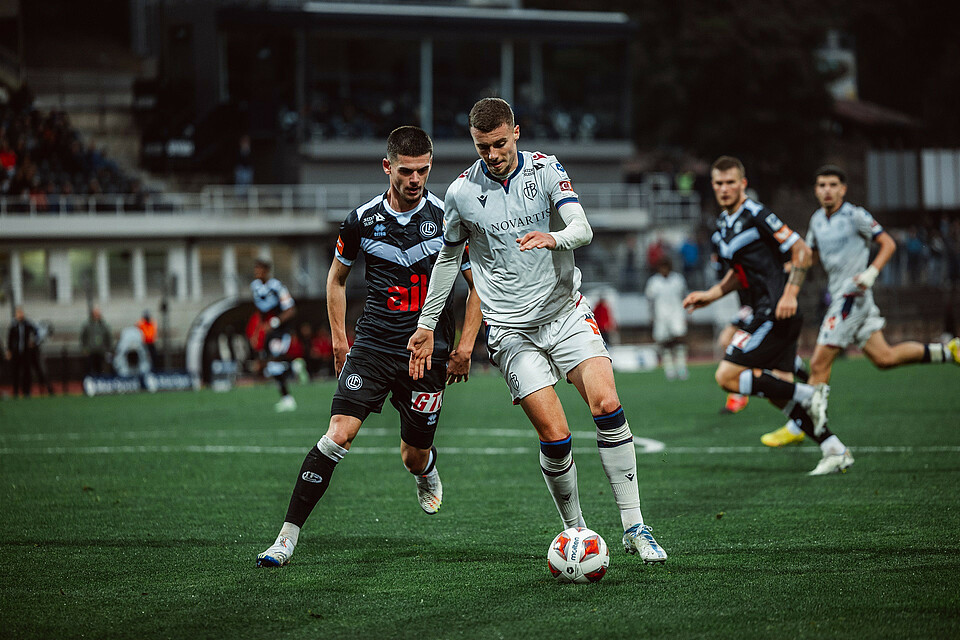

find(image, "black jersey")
[335,190,467,361]
[711,198,800,314]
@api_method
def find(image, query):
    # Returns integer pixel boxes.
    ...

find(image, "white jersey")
[644,271,687,323]
[442,150,583,327]
[806,201,884,299]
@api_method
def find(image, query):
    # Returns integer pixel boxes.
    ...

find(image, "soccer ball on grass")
[547,526,609,583]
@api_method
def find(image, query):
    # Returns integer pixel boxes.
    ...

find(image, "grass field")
[1,358,959,639]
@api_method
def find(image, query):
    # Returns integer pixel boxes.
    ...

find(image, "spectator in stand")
[310,325,335,378]
[678,236,702,290]
[646,236,668,273]
[80,306,113,376]
[6,306,38,398]
[137,311,159,369]
[593,296,618,345]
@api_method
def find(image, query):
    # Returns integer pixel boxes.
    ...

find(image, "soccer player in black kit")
[683,156,853,476]
[257,126,482,567]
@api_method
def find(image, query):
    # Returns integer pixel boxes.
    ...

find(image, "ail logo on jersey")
[374,223,386,238]
[388,274,428,312]
[419,221,438,238]
[336,236,344,254]
[523,182,539,200]
[559,180,573,192]
[553,162,567,177]
[477,194,487,207]
[411,389,443,413]
[531,152,547,160]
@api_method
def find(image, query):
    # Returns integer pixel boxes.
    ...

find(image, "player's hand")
[407,328,435,380]
[517,231,557,252]
[853,265,879,290]
[446,347,472,385]
[332,340,350,377]
[682,291,711,313]
[775,293,798,319]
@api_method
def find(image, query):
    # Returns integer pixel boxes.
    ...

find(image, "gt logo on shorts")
[345,374,363,390]
[730,329,751,350]
[411,390,443,413]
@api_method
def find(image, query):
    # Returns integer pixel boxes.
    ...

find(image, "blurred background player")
[137,310,159,369]
[6,306,38,397]
[79,306,113,376]
[250,258,298,412]
[644,257,689,380]
[684,156,851,475]
[762,165,960,446]
[408,98,667,563]
[257,126,481,568]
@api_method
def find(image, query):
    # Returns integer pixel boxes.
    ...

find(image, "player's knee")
[591,395,622,417]
[714,368,734,391]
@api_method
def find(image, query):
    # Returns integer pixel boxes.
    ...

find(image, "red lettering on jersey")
[559,180,572,191]
[386,274,429,312]
[730,329,751,350]
[733,264,750,289]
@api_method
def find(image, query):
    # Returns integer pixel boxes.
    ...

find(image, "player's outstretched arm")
[407,328,435,380]
[326,258,352,376]
[683,269,739,312]
[447,269,482,384]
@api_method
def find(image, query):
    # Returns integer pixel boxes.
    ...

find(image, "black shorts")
[263,328,293,359]
[331,346,446,450]
[724,311,802,372]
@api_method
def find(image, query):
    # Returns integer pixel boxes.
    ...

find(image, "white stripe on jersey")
[360,236,444,267]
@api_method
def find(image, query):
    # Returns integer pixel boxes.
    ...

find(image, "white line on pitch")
[2,444,960,456]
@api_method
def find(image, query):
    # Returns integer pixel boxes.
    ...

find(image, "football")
[547,526,610,583]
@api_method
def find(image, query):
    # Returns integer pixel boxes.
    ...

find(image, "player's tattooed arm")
[777,240,812,319]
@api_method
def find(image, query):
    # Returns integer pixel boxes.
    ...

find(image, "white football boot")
[415,468,443,514]
[622,524,667,564]
[274,395,297,412]
[257,534,295,567]
[806,383,830,436]
[808,449,855,476]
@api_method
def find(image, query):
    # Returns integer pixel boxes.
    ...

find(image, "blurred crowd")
[0,85,144,212]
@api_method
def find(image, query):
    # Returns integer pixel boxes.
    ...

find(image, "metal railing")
[1,179,701,224]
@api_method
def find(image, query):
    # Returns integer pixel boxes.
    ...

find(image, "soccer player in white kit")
[761,165,960,446]
[645,257,689,380]
[407,98,667,564]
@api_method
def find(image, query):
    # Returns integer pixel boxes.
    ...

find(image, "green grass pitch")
[1,358,959,639]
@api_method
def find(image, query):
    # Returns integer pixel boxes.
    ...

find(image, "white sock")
[793,382,814,404]
[661,350,675,378]
[279,522,301,547]
[595,408,643,531]
[539,442,585,529]
[820,435,845,456]
[675,344,688,375]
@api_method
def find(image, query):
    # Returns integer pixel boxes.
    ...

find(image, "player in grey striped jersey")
[408,98,667,564]
[761,165,960,447]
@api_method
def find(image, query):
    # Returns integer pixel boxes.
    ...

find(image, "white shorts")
[652,311,687,344]
[817,293,886,349]
[485,298,610,403]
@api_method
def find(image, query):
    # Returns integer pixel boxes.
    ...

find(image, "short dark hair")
[711,156,746,179]
[468,97,515,133]
[386,126,433,162]
[254,258,271,270]
[815,164,847,184]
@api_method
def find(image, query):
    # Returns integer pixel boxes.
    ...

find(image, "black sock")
[413,446,438,476]
[750,371,796,401]
[284,446,339,527]
[277,376,289,396]
[789,405,832,444]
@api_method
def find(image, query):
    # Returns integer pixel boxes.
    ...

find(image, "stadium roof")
[219,2,637,40]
